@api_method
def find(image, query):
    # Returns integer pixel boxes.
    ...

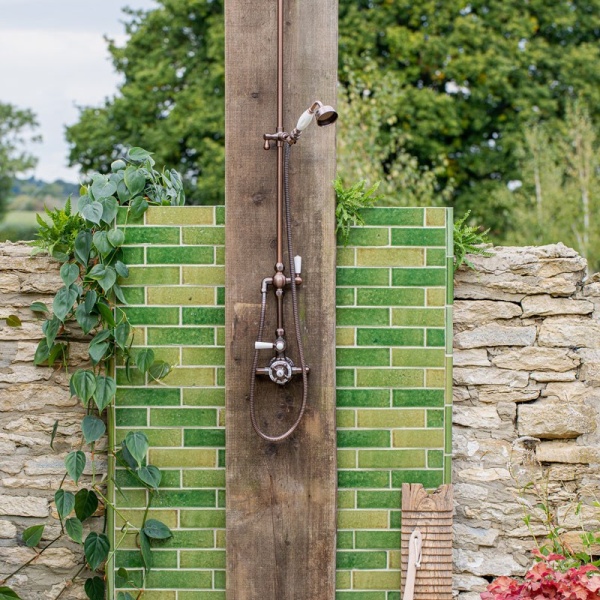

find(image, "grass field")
[0,210,43,242]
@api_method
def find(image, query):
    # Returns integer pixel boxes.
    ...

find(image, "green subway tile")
[183,470,226,488]
[115,408,147,427]
[336,551,387,570]
[147,246,214,265]
[338,471,390,488]
[356,328,424,347]
[184,429,226,447]
[337,449,356,469]
[336,247,355,266]
[427,409,444,428]
[215,205,225,225]
[147,326,215,346]
[120,246,144,265]
[183,388,225,407]
[146,206,214,225]
[393,389,444,407]
[391,228,446,246]
[117,489,147,508]
[183,266,225,285]
[426,207,446,226]
[116,206,144,225]
[388,593,401,600]
[391,308,445,327]
[391,268,446,287]
[392,348,445,367]
[357,490,401,509]
[214,570,226,589]
[336,268,389,286]
[336,348,389,367]
[336,308,389,326]
[183,348,225,366]
[355,531,401,549]
[180,509,226,528]
[115,388,180,406]
[151,490,216,508]
[426,247,446,266]
[356,369,423,388]
[426,368,445,388]
[428,449,444,468]
[444,454,452,484]
[337,389,389,408]
[356,288,424,307]
[357,409,425,428]
[120,286,145,304]
[124,226,180,245]
[122,306,179,325]
[183,307,225,325]
[149,449,216,468]
[122,347,179,366]
[337,409,356,428]
[391,469,444,488]
[125,266,180,286]
[337,327,355,346]
[161,367,215,387]
[115,550,177,569]
[335,593,386,600]
[427,288,446,306]
[337,430,390,448]
[336,369,355,387]
[159,530,215,549]
[179,594,226,600]
[357,248,424,267]
[360,207,423,226]
[445,405,453,454]
[337,510,388,529]
[338,490,355,509]
[343,227,389,246]
[353,571,401,590]
[116,428,181,447]
[426,328,445,347]
[115,508,177,529]
[150,408,217,427]
[336,288,355,306]
[337,531,354,549]
[393,429,444,448]
[217,286,225,305]
[217,368,225,386]
[144,570,212,589]
[215,246,225,265]
[390,511,401,529]
[115,368,145,386]
[337,570,352,589]
[358,449,426,469]
[180,550,226,569]
[148,286,215,306]
[183,227,225,245]
[218,488,226,507]
[115,468,180,488]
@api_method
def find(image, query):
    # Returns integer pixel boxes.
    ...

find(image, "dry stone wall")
[0,242,98,599]
[452,243,600,596]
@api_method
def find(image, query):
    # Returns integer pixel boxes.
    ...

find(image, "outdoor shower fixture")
[248,0,338,443]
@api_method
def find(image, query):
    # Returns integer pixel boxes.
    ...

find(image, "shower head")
[294,100,338,133]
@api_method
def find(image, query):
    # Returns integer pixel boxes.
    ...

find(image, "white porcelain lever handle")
[255,341,274,350]
[294,255,302,275]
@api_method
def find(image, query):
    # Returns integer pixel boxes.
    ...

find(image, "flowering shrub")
[481,551,600,600]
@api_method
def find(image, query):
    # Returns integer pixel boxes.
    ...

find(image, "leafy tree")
[0,103,40,218]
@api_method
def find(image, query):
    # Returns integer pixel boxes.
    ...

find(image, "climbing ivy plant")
[0,148,185,600]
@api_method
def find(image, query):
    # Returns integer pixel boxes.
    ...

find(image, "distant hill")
[8,177,79,212]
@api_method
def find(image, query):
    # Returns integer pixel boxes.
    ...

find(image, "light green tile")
[147,286,215,305]
[357,248,424,267]
[146,206,214,225]
[392,348,445,367]
[392,429,444,448]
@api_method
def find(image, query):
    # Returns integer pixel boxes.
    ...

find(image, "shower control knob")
[255,341,274,350]
[294,255,302,275]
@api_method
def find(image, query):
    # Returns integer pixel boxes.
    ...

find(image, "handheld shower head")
[314,104,338,127]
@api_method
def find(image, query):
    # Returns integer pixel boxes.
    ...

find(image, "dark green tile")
[427,409,444,428]
[336,369,355,387]
[120,247,144,265]
[337,531,354,549]
[183,388,225,407]
[426,328,445,347]
[217,368,225,386]
[217,286,225,306]
[336,268,389,286]
[115,388,180,406]
[115,408,148,427]
[356,368,423,388]
[335,593,386,600]
[159,530,215,548]
[184,429,226,447]
[391,228,446,246]
[336,348,389,367]
[342,227,389,246]
[147,327,215,346]
[336,389,389,408]
[183,470,226,488]
[388,593,401,600]
[120,286,145,304]
[147,246,214,264]
[356,288,424,307]
[336,288,355,306]
[122,307,179,325]
[426,248,446,266]
[214,570,226,589]
[183,307,225,325]
[115,550,177,569]
[124,227,180,245]
[145,570,212,589]
[390,511,401,529]
[391,469,444,488]
[338,471,390,488]
[428,449,444,468]
[359,207,423,226]
[115,368,145,386]
[183,227,225,245]
[218,488,226,507]
[357,328,424,347]
[357,490,401,509]
[151,490,216,508]
[392,389,444,407]
[336,551,387,569]
[180,509,226,528]
[355,531,401,549]
[215,206,225,225]
[337,430,390,448]
[115,468,180,488]
[150,408,217,427]
[392,268,446,287]
[336,308,389,326]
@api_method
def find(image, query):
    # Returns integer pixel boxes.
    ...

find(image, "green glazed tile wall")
[112,206,453,600]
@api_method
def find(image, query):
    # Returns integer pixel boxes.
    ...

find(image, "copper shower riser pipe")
[276,0,284,267]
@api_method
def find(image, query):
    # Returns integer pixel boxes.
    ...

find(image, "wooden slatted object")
[401,484,454,600]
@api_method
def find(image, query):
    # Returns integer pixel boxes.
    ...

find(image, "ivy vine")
[1,147,185,600]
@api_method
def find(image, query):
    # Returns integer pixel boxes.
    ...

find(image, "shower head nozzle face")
[315,105,338,127]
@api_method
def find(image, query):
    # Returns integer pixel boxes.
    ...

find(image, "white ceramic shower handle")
[295,109,314,132]
[255,341,274,350]
[294,255,302,275]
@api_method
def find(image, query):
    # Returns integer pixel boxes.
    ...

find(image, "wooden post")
[224,0,338,598]
[401,484,454,600]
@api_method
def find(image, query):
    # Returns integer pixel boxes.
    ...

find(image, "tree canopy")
[67,0,600,238]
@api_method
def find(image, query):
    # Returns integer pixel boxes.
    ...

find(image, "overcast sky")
[0,0,158,183]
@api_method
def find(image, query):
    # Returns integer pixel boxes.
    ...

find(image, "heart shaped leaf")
[123,431,149,468]
[84,532,110,571]
[75,488,98,522]
[55,489,75,519]
[65,450,86,484]
[142,519,172,540]
[82,415,106,444]
[65,517,83,544]
[93,375,116,412]
[60,263,80,288]
[22,524,44,547]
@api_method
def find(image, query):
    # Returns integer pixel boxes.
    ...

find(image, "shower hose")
[249,143,308,442]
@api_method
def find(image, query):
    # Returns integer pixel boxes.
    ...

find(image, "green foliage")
[21,525,44,548]
[453,210,492,272]
[334,176,383,245]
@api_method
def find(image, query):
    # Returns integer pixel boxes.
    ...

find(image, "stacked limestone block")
[0,242,99,599]
[452,243,600,597]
